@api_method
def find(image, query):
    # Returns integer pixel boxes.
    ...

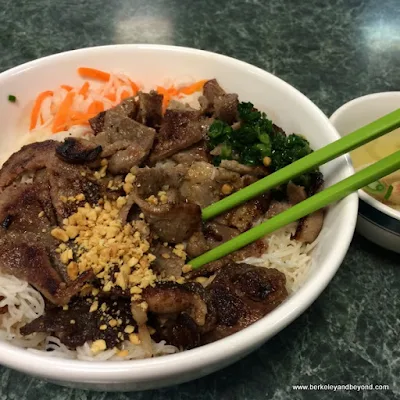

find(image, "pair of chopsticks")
[188,108,400,269]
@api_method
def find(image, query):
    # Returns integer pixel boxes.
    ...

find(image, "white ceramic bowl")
[0,45,357,391]
[330,92,400,253]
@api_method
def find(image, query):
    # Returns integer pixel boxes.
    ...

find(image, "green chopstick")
[189,149,400,269]
[202,108,400,221]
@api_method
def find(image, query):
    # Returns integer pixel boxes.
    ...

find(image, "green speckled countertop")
[0,0,399,399]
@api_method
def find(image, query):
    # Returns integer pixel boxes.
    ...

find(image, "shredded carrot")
[69,111,92,121]
[78,81,90,98]
[63,111,97,130]
[30,90,54,130]
[50,105,56,116]
[88,101,104,114]
[157,85,192,111]
[179,80,207,95]
[61,85,73,91]
[156,82,205,110]
[77,67,110,82]
[105,92,116,102]
[31,67,206,133]
[52,91,75,133]
[120,90,131,100]
[129,79,139,96]
[66,119,91,127]
[156,86,170,111]
[167,86,179,96]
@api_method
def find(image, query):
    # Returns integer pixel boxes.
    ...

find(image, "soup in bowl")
[331,91,400,254]
[351,129,400,211]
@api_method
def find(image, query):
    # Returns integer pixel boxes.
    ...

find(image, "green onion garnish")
[8,95,16,103]
[384,184,394,200]
[367,180,385,192]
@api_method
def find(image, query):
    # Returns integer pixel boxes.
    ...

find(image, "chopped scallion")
[367,180,385,192]
[384,184,394,200]
[8,95,16,103]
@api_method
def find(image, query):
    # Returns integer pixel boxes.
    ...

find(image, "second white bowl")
[330,92,400,253]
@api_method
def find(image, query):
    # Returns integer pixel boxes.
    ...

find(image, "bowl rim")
[330,91,400,222]
[0,44,358,383]
[358,198,400,236]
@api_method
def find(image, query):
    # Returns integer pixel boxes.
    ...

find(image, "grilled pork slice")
[93,114,156,174]
[149,109,204,164]
[199,79,239,124]
[136,91,163,128]
[21,297,135,348]
[202,263,288,343]
[0,140,58,190]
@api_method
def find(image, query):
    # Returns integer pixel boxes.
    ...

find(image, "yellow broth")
[351,129,400,211]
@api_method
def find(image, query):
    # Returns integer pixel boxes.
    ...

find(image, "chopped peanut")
[91,339,106,353]
[61,249,73,265]
[123,182,133,194]
[57,197,156,299]
[124,325,135,334]
[116,196,127,209]
[124,173,136,184]
[76,193,86,201]
[182,264,192,273]
[130,286,142,294]
[173,244,186,259]
[67,262,78,280]
[129,333,141,345]
[51,227,69,242]
[221,183,233,195]
[103,281,113,292]
[146,195,158,205]
[128,257,139,267]
[89,300,99,313]
[157,191,168,204]
[94,163,108,180]
[109,319,118,327]
[65,225,79,239]
[262,156,272,167]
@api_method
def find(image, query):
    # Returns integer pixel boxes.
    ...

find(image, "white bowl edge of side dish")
[330,92,400,254]
[0,45,357,391]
